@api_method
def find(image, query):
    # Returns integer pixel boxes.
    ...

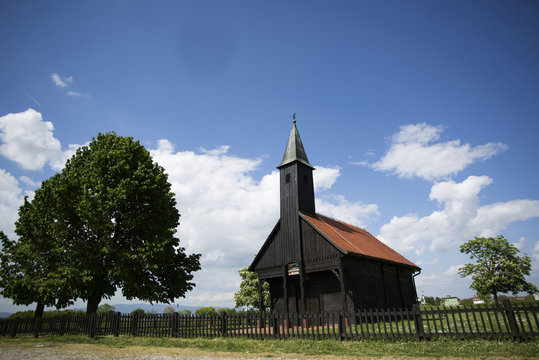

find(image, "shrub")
[195,306,217,316]
[163,306,175,314]
[131,308,145,315]
[97,304,116,315]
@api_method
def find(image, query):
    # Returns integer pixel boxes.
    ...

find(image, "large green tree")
[234,267,269,311]
[1,132,201,315]
[459,235,537,305]
[55,132,201,314]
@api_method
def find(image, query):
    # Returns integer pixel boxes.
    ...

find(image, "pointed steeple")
[278,116,314,169]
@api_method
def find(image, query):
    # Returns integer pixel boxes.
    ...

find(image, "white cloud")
[316,195,379,228]
[150,140,378,306]
[313,166,340,191]
[51,73,73,88]
[18,175,40,188]
[51,73,88,98]
[533,242,539,263]
[369,123,507,181]
[513,237,526,251]
[67,91,89,98]
[0,109,84,171]
[416,264,467,295]
[0,170,24,239]
[378,175,539,255]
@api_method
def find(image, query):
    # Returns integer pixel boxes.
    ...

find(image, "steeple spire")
[278,114,313,169]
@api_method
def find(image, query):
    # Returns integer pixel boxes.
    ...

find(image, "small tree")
[163,306,175,314]
[0,182,77,317]
[234,267,269,311]
[131,308,145,315]
[195,306,217,316]
[97,303,116,315]
[178,309,191,316]
[459,235,537,305]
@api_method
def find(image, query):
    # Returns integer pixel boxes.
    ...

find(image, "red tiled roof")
[301,212,420,270]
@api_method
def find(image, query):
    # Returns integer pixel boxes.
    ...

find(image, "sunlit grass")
[1,335,537,358]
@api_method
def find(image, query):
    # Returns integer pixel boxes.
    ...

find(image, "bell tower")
[278,116,315,258]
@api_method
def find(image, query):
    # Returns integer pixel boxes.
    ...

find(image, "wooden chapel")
[249,118,421,315]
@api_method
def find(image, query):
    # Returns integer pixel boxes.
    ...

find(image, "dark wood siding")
[343,256,418,310]
[300,218,341,265]
[253,225,299,276]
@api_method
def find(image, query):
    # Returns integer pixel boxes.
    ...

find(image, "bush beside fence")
[1,300,537,341]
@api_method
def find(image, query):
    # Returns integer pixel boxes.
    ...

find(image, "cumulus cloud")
[0,170,24,239]
[51,73,73,88]
[378,175,539,255]
[368,123,507,181]
[150,140,378,306]
[416,264,466,291]
[0,109,84,171]
[533,242,539,263]
[317,195,379,228]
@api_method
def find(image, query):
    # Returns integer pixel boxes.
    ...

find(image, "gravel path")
[0,344,307,360]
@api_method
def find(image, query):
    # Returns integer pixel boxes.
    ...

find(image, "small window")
[286,174,290,183]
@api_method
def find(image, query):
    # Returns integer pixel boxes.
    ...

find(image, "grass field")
[1,335,538,358]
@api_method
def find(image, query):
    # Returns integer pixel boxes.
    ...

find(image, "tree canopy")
[1,132,201,315]
[234,267,269,311]
[0,176,76,317]
[459,235,537,305]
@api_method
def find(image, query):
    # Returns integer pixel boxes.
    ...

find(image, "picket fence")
[1,300,537,341]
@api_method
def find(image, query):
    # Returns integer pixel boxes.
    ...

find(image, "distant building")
[473,296,485,305]
[443,297,459,307]
[249,119,421,315]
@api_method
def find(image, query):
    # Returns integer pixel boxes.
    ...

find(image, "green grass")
[1,335,538,358]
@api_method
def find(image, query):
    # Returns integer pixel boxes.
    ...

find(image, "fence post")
[113,312,121,337]
[338,312,345,340]
[273,315,280,337]
[172,312,178,337]
[502,300,521,341]
[220,312,227,337]
[88,314,96,338]
[33,317,41,338]
[412,304,425,341]
[59,315,67,336]
[10,319,18,338]
[131,312,139,336]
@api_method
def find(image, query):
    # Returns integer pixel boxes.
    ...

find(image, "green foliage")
[8,309,85,319]
[423,296,445,306]
[459,235,538,304]
[217,308,236,315]
[1,133,201,315]
[0,183,76,311]
[163,306,175,314]
[97,303,116,315]
[178,309,191,315]
[194,306,217,316]
[130,308,145,315]
[234,267,269,311]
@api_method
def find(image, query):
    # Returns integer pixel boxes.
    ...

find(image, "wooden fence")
[1,300,537,341]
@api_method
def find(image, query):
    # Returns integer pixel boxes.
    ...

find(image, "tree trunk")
[34,302,45,318]
[86,292,103,315]
[493,291,499,306]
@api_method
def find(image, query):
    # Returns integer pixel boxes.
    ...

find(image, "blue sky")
[1,0,538,312]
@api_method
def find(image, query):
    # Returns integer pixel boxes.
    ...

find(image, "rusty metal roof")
[301,212,420,270]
